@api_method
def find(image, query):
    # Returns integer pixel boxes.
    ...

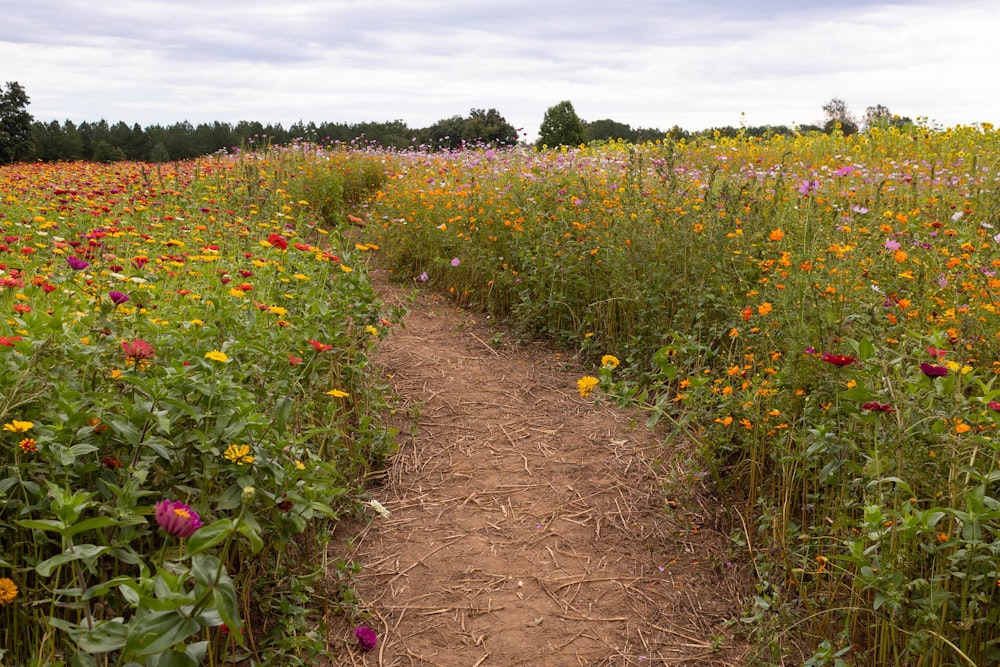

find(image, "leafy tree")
[585,118,637,143]
[863,104,913,131]
[821,98,858,135]
[462,108,518,147]
[0,81,34,163]
[537,101,587,148]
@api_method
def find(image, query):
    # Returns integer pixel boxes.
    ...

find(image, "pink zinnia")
[154,499,202,538]
[354,625,377,652]
[122,339,155,361]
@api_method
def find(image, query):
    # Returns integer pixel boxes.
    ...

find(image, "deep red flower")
[266,233,288,250]
[102,456,123,469]
[0,335,22,347]
[989,401,1000,411]
[861,401,895,413]
[920,362,948,378]
[822,353,857,367]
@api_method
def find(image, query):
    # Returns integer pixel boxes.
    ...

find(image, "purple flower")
[354,625,377,652]
[884,239,900,251]
[418,272,428,282]
[109,291,129,305]
[154,499,203,538]
[920,362,949,378]
[66,257,90,270]
[450,258,461,267]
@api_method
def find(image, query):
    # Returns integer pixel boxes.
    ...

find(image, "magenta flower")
[66,257,90,270]
[988,401,1000,411]
[122,339,155,361]
[354,625,377,652]
[109,291,129,305]
[920,362,948,378]
[450,258,461,267]
[154,499,202,538]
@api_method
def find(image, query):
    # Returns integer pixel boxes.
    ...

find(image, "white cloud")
[2,0,997,141]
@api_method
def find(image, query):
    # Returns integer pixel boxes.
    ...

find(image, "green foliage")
[537,100,588,148]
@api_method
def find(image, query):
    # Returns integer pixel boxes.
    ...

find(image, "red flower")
[920,362,948,378]
[122,339,155,361]
[0,336,22,347]
[861,401,895,413]
[102,456,123,469]
[988,401,1000,411]
[294,242,311,252]
[309,339,333,352]
[288,354,303,366]
[925,346,947,358]
[266,233,288,250]
[822,353,857,367]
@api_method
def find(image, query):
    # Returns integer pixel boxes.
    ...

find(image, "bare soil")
[326,271,749,666]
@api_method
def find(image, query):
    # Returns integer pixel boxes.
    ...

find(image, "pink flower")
[109,291,129,305]
[122,339,155,361]
[154,499,202,538]
[66,257,90,270]
[354,625,377,652]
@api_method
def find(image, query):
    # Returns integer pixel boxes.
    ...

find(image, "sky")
[3,0,999,143]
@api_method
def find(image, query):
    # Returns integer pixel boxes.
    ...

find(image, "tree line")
[2,81,912,165]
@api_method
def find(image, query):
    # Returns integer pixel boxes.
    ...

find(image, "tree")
[863,104,913,131]
[537,101,587,148]
[0,81,34,163]
[821,98,858,135]
[462,108,517,147]
[584,118,637,143]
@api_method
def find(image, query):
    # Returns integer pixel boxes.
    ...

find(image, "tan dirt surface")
[327,271,748,666]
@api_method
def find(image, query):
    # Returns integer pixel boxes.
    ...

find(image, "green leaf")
[190,554,221,588]
[126,610,200,656]
[213,580,243,644]
[75,619,129,653]
[64,516,120,539]
[36,545,109,577]
[183,519,234,557]
[16,519,68,534]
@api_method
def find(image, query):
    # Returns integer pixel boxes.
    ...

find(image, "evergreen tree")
[0,81,34,163]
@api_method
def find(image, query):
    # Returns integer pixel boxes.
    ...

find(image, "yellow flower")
[601,355,620,369]
[294,460,306,470]
[955,421,972,434]
[339,264,353,273]
[365,325,379,337]
[326,389,349,398]
[3,420,34,433]
[205,350,228,363]
[0,577,17,605]
[223,444,255,465]
[577,376,599,398]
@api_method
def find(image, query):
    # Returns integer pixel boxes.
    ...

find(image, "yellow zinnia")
[600,355,620,369]
[205,350,229,363]
[223,444,255,465]
[3,420,34,433]
[577,376,599,398]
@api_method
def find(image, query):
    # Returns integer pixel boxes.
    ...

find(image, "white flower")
[367,499,390,518]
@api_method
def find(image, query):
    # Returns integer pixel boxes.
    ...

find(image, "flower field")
[0,145,397,664]
[366,126,1000,664]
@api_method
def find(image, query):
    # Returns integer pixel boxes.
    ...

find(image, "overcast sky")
[3,0,998,142]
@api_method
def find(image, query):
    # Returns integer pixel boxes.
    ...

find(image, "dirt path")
[328,273,747,666]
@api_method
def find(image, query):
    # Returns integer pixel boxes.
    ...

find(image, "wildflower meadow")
[4,122,1000,666]
[0,144,397,665]
[366,125,1000,665]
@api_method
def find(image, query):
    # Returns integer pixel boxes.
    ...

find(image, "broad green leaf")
[126,610,200,656]
[183,519,234,557]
